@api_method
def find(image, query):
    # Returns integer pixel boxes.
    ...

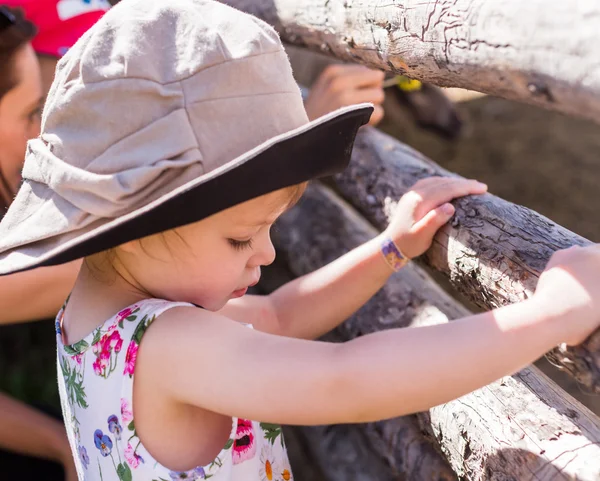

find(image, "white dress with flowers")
[56,298,293,481]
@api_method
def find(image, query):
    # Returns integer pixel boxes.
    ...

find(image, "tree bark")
[322,125,600,393]
[224,0,600,124]
[268,182,600,480]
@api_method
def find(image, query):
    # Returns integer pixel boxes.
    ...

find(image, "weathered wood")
[325,125,600,392]
[287,422,419,481]
[269,182,600,480]
[224,0,600,124]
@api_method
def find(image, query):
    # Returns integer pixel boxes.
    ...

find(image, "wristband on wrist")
[381,237,409,272]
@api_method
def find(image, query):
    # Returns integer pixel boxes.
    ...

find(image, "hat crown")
[25,0,307,219]
[50,0,285,87]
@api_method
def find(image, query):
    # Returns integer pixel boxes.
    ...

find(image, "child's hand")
[534,245,600,346]
[384,177,487,259]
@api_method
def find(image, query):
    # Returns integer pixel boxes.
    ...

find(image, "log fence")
[223,0,600,478]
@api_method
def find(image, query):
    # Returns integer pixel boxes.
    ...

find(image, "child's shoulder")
[131,303,255,380]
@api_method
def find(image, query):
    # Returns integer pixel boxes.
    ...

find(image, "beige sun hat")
[0,0,372,275]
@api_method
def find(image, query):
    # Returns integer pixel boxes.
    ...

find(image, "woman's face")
[0,43,43,201]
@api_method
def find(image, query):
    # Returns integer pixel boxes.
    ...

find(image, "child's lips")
[231,287,248,298]
[231,278,259,298]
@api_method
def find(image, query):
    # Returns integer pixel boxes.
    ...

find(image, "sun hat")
[0,0,372,275]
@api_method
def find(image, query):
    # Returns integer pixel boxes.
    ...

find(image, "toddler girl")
[0,1,598,480]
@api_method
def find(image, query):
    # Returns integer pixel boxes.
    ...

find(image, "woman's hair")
[0,6,37,100]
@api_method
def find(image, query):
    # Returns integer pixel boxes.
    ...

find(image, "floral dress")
[56,298,294,481]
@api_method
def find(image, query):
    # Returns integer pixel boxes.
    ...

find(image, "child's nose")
[250,238,276,267]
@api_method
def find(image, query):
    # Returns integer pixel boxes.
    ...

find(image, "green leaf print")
[260,423,282,445]
[117,462,133,481]
[60,355,88,408]
[71,377,89,409]
[92,328,103,346]
[120,307,141,329]
[223,438,233,450]
[128,420,135,432]
[131,315,151,345]
[63,339,89,355]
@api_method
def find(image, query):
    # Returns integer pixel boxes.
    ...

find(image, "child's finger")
[409,203,455,249]
[413,179,486,221]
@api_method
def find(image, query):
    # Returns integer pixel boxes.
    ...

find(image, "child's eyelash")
[28,107,41,122]
[228,238,253,251]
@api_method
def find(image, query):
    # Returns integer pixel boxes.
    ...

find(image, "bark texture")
[268,182,600,480]
[223,0,600,124]
[324,126,600,392]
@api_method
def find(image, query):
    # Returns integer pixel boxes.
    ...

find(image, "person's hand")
[534,245,600,346]
[383,177,488,259]
[305,64,385,125]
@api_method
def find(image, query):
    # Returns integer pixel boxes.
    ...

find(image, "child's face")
[118,189,297,311]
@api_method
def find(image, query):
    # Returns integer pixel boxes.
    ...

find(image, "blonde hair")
[85,182,307,281]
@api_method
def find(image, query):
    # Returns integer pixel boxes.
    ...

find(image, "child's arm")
[140,244,600,425]
[220,177,487,339]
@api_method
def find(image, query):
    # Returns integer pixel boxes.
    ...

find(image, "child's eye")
[227,238,253,251]
[27,107,41,123]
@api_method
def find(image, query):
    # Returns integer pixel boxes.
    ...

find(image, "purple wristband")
[381,237,409,272]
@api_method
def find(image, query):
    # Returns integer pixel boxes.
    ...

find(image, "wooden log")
[224,0,600,124]
[325,125,600,392]
[286,421,428,481]
[268,182,600,480]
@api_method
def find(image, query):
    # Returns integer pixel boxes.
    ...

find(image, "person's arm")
[219,234,392,339]
[0,393,77,480]
[0,261,80,324]
[219,177,487,339]
[141,244,600,425]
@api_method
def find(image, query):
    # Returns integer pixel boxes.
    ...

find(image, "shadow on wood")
[264,183,600,480]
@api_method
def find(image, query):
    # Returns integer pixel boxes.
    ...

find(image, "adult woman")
[0,6,78,479]
[0,3,83,323]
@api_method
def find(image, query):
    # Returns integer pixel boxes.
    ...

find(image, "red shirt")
[3,0,109,57]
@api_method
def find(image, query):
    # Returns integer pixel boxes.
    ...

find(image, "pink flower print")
[92,329,123,377]
[121,398,133,424]
[232,419,256,465]
[116,306,139,325]
[105,330,123,353]
[123,341,138,377]
[124,442,145,468]
[71,353,83,365]
[92,348,110,376]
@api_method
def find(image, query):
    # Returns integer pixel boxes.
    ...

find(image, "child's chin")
[199,298,230,312]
